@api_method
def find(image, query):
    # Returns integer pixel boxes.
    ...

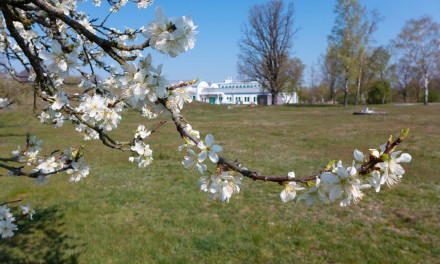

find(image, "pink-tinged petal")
[329,185,343,201]
[205,134,214,147]
[321,172,339,184]
[198,150,207,163]
[396,153,412,163]
[208,151,219,163]
[211,144,222,153]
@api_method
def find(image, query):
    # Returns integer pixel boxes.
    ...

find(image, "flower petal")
[321,172,339,184]
[211,144,222,153]
[396,153,412,163]
[354,149,364,162]
[205,134,214,147]
[329,185,343,201]
[208,151,219,163]
[198,150,207,163]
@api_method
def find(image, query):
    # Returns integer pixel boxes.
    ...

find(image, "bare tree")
[238,0,295,105]
[392,16,440,105]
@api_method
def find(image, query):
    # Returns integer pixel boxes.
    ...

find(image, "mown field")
[1,98,439,263]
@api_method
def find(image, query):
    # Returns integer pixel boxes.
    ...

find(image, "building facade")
[187,78,298,105]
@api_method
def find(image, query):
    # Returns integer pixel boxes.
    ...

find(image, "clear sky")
[81,0,440,83]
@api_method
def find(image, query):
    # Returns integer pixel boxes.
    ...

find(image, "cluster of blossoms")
[279,140,412,207]
[177,128,412,206]
[9,135,90,184]
[129,125,153,167]
[39,41,80,78]
[0,204,34,239]
[178,131,243,203]
[198,170,243,203]
[143,6,197,57]
[76,93,124,132]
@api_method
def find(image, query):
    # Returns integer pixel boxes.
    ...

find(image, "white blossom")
[50,90,69,111]
[197,134,222,163]
[0,206,14,221]
[20,205,35,220]
[137,0,152,9]
[321,162,365,206]
[39,41,79,76]
[182,149,207,174]
[297,178,330,206]
[0,220,17,238]
[366,170,382,192]
[143,7,197,57]
[376,151,412,188]
[199,171,242,203]
[280,172,305,203]
[67,157,90,182]
[134,125,151,139]
[129,140,153,168]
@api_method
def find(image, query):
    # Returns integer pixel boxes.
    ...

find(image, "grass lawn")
[1,99,439,263]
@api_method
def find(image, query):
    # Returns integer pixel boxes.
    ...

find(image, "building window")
[253,96,257,102]
[236,97,240,102]
[245,97,250,102]
[193,96,196,100]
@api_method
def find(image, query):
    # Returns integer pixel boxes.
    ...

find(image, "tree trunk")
[331,87,335,104]
[354,76,361,106]
[343,78,349,107]
[354,57,363,106]
[423,75,429,105]
[272,93,278,105]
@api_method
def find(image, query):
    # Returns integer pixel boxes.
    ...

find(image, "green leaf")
[326,160,336,170]
[401,128,410,139]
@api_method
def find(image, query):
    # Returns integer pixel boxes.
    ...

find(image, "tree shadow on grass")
[0,206,82,264]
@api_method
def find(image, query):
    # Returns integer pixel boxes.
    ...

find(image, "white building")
[187,78,298,105]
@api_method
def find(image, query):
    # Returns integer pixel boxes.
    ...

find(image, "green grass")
[1,100,439,263]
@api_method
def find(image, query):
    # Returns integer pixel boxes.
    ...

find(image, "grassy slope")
[1,101,439,263]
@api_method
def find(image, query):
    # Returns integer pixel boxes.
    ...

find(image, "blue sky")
[82,0,440,83]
